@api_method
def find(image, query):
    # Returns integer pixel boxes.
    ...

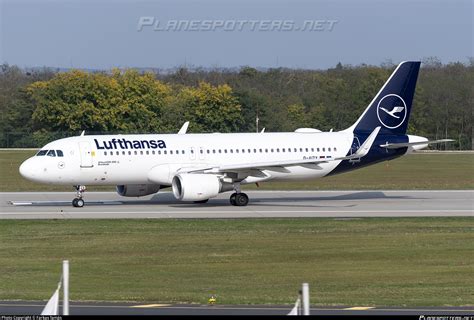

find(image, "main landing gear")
[72,185,86,208]
[229,184,249,206]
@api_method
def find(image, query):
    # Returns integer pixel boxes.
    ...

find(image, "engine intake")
[116,184,160,197]
[172,174,230,201]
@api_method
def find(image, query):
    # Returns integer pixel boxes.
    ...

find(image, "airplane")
[19,61,453,208]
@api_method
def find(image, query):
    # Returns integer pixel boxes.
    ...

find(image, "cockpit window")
[36,150,47,156]
[56,150,64,157]
[47,150,56,157]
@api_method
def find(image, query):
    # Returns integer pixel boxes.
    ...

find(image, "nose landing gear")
[72,185,86,207]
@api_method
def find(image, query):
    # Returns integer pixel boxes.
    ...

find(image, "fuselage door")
[349,136,361,163]
[79,141,94,168]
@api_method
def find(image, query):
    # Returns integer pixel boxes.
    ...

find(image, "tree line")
[0,58,472,149]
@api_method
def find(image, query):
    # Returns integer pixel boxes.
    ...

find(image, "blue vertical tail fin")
[349,61,421,136]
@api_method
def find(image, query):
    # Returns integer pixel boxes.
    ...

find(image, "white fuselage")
[19,131,354,186]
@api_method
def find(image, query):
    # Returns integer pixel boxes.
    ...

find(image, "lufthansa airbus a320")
[19,61,452,207]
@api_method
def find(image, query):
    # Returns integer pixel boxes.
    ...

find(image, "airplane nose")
[19,158,35,180]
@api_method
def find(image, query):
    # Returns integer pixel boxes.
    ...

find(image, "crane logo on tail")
[376,94,407,129]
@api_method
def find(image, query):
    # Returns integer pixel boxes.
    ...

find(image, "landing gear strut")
[229,184,249,206]
[72,185,86,207]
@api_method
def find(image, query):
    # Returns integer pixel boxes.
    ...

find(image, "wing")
[184,127,381,177]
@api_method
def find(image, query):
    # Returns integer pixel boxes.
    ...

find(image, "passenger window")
[236,149,239,153]
[294,148,297,152]
[104,151,108,156]
[56,150,64,157]
[334,147,337,151]
[36,150,47,156]
[265,149,268,153]
[134,151,138,155]
[213,150,216,154]
[328,147,331,152]
[146,150,149,155]
[182,150,185,154]
[47,150,56,157]
[271,149,274,152]
[311,148,314,152]
[140,151,144,155]
[128,151,131,155]
[305,148,308,152]
[299,148,303,152]
[224,149,227,153]
[164,150,167,155]
[322,148,325,152]
[282,148,285,152]
[207,150,210,154]
[317,148,320,152]
[219,150,222,153]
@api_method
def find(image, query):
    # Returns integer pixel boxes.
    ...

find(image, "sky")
[0,0,472,70]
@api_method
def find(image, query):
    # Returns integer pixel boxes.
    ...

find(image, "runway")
[1,301,473,316]
[0,190,472,219]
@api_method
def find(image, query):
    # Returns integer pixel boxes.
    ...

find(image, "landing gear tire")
[72,185,86,208]
[230,193,237,206]
[72,198,84,207]
[194,199,209,204]
[230,192,249,206]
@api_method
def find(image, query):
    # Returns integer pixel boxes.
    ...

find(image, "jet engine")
[172,174,231,201]
[116,184,160,197]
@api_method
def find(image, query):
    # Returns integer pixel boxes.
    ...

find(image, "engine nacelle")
[116,184,160,197]
[172,174,227,201]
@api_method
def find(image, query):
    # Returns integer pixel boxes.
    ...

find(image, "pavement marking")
[131,304,172,308]
[1,210,472,216]
[344,306,375,310]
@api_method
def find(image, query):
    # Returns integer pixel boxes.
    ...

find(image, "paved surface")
[0,301,473,316]
[0,190,472,219]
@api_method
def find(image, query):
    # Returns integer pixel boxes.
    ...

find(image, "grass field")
[0,218,473,306]
[0,150,473,191]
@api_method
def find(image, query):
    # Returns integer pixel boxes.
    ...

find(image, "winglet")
[336,126,381,160]
[178,122,190,134]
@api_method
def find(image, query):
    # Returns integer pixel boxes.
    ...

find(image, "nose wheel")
[72,198,84,207]
[72,185,86,208]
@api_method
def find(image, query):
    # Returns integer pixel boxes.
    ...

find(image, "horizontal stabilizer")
[336,126,381,161]
[380,139,454,149]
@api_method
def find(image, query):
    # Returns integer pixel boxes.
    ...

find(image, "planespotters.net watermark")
[137,17,338,32]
